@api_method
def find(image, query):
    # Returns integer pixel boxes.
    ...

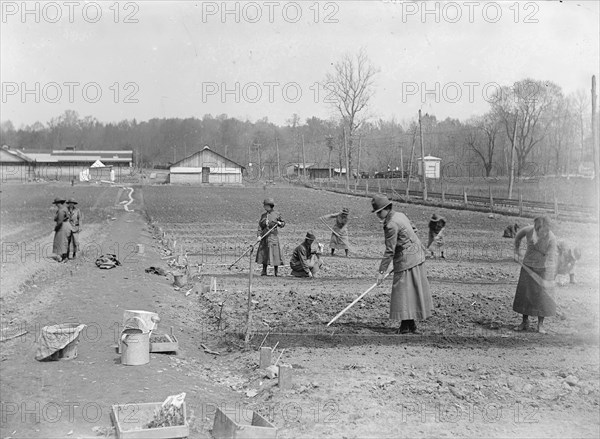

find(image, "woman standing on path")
[513,216,557,334]
[67,198,83,259]
[256,198,285,276]
[372,195,433,334]
[52,197,72,262]
[320,207,350,257]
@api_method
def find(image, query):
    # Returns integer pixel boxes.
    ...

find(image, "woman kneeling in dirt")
[513,216,557,334]
[372,195,433,334]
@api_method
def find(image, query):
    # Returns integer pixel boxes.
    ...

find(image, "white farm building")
[169,146,245,185]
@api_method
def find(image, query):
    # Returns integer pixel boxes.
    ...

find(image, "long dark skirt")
[390,263,433,321]
[53,223,71,256]
[255,238,284,266]
[513,266,556,317]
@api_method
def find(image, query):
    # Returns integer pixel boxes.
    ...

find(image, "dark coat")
[379,211,426,273]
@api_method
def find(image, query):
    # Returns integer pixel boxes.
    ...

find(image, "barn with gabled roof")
[169,146,244,185]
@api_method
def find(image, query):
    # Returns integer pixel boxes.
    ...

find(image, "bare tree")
[491,79,563,177]
[572,89,590,167]
[547,95,576,174]
[324,49,378,184]
[464,113,500,177]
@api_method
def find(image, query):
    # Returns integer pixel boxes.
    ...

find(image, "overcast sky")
[1,0,599,128]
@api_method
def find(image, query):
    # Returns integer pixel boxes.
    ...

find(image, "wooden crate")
[149,333,179,353]
[111,402,188,439]
[212,407,277,439]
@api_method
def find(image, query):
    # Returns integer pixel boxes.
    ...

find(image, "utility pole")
[418,110,427,200]
[356,134,362,180]
[173,144,177,163]
[592,75,599,209]
[406,127,417,198]
[275,137,281,178]
[301,134,307,180]
[326,135,333,180]
[255,142,262,180]
[508,110,518,199]
[343,127,350,191]
[399,138,404,179]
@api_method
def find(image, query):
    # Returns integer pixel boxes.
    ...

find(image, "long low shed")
[169,146,244,185]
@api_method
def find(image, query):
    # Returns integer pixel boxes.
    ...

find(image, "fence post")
[463,187,468,206]
[489,186,494,212]
[365,180,369,195]
[518,188,523,217]
[378,180,381,193]
[441,179,445,205]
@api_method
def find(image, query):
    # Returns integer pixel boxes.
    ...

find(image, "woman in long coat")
[373,195,433,334]
[513,216,557,334]
[319,207,350,257]
[67,198,83,259]
[256,198,285,276]
[52,198,72,262]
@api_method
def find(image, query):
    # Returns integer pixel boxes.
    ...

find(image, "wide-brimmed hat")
[52,197,66,204]
[341,207,349,214]
[305,232,316,240]
[371,196,392,213]
[263,198,275,207]
[431,214,439,221]
[66,198,78,204]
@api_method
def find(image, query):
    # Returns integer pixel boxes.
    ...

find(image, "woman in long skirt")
[513,216,557,334]
[256,198,285,276]
[320,207,350,257]
[52,198,72,262]
[372,195,433,334]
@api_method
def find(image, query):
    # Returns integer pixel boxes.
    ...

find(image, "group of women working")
[252,195,558,334]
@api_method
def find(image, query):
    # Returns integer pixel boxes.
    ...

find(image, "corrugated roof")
[171,146,245,170]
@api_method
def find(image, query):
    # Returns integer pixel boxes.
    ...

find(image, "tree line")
[1,52,597,179]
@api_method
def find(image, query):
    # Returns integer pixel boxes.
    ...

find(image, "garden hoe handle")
[228,223,278,270]
[327,272,390,326]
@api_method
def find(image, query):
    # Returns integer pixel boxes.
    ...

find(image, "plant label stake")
[260,347,272,369]
[278,364,293,389]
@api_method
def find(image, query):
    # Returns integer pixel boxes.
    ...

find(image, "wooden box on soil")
[150,333,179,353]
[111,402,188,439]
[212,407,277,439]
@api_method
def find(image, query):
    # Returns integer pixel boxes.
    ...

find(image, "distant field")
[0,183,122,242]
[325,175,597,206]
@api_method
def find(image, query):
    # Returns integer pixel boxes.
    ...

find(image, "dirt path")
[0,201,245,438]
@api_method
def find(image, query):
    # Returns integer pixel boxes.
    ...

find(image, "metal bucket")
[120,329,150,366]
[122,310,159,333]
[173,274,187,287]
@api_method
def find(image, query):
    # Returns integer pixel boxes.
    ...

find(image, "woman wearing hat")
[256,198,285,276]
[67,198,83,259]
[513,216,557,333]
[427,213,446,259]
[372,195,433,334]
[52,198,72,262]
[320,207,350,257]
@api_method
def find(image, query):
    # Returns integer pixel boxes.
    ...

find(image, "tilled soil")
[0,183,598,438]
